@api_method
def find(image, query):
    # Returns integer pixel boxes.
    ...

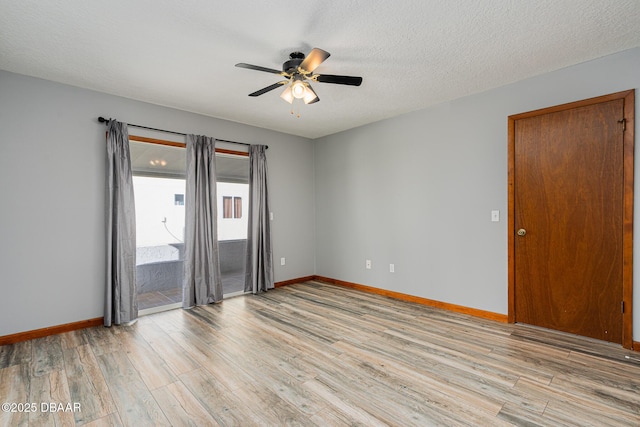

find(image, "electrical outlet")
[390,264,395,273]
[281,257,286,266]
[366,259,372,269]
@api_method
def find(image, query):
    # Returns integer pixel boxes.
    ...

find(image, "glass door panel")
[216,153,250,296]
[130,140,185,311]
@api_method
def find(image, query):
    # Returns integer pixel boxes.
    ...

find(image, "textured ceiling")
[1,0,639,139]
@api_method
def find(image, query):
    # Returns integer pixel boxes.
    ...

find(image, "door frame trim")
[508,90,635,349]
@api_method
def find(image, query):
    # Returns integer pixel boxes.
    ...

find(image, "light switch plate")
[491,210,500,222]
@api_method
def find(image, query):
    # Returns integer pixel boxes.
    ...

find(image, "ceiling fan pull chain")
[290,99,302,118]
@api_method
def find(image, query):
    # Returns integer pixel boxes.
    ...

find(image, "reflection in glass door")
[130,140,186,312]
[216,153,250,296]
[217,182,249,295]
[133,176,185,311]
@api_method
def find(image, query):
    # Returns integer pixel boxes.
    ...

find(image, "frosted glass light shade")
[280,86,294,104]
[303,85,318,104]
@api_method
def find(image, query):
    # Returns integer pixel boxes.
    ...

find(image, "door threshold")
[512,322,636,363]
[139,302,182,316]
[139,291,250,317]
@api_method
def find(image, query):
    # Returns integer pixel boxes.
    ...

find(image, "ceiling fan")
[235,48,363,105]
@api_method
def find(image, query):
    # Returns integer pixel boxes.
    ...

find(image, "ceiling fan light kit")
[236,48,363,113]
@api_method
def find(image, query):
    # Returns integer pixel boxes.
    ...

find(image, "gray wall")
[2,48,639,340]
[314,48,640,338]
[0,70,315,336]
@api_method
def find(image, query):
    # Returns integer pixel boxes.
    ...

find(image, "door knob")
[517,229,526,236]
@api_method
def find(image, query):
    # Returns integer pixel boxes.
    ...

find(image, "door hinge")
[621,301,625,314]
[618,118,626,132]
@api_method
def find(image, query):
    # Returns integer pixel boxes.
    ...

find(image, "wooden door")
[508,91,635,346]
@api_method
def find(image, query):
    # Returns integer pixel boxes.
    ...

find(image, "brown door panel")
[514,100,624,343]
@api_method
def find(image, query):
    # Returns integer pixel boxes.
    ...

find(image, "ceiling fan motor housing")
[283,52,305,73]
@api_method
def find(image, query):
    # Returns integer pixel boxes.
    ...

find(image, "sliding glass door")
[129,140,250,311]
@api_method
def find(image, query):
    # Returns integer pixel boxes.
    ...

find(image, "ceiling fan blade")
[315,74,363,86]
[299,48,330,73]
[248,81,288,97]
[236,63,286,76]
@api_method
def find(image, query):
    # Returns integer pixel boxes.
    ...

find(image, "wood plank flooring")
[1,280,639,426]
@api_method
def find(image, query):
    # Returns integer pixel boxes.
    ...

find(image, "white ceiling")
[1,1,639,139]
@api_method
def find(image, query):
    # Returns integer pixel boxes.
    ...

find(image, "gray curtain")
[182,134,223,307]
[245,145,274,293]
[105,120,137,326]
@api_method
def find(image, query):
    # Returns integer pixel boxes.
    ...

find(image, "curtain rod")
[97,117,267,149]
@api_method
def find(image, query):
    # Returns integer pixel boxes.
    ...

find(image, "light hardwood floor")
[1,281,639,426]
